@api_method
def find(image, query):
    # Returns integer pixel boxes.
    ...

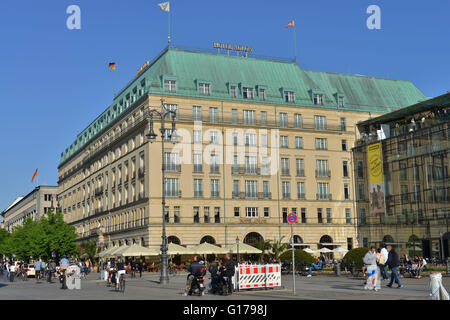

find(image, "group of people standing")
[363,245,404,291]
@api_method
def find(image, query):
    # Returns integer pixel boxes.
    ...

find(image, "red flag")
[286,20,295,28]
[31,168,38,182]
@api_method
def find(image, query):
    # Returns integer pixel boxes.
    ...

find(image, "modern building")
[353,92,450,259]
[57,45,426,253]
[1,185,60,232]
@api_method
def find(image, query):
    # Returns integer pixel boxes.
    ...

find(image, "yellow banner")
[368,142,383,185]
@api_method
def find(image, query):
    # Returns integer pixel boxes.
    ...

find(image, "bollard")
[334,260,341,276]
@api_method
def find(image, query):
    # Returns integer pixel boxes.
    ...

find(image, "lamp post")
[146,98,177,285]
[236,236,240,263]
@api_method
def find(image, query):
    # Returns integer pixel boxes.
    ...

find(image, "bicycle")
[116,273,125,293]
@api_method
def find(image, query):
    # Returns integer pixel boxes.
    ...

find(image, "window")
[246,207,258,218]
[243,110,256,125]
[234,207,240,217]
[357,161,364,178]
[243,87,254,99]
[233,180,240,198]
[210,131,219,144]
[314,115,326,129]
[316,138,327,150]
[164,152,179,171]
[279,113,288,127]
[296,159,305,177]
[245,180,257,198]
[193,153,202,172]
[263,181,270,198]
[210,154,219,173]
[214,207,220,223]
[360,208,366,224]
[358,184,365,200]
[174,206,180,223]
[165,104,178,120]
[399,163,407,180]
[338,96,345,108]
[211,179,220,198]
[295,136,304,149]
[343,161,349,177]
[261,134,268,147]
[342,140,347,151]
[244,133,256,146]
[345,208,351,224]
[245,156,257,174]
[230,85,237,98]
[344,184,350,200]
[297,182,305,200]
[282,181,291,199]
[294,114,302,128]
[164,178,179,197]
[301,208,307,223]
[194,179,203,197]
[260,111,267,126]
[232,109,238,124]
[340,117,346,131]
[318,208,323,223]
[193,130,202,144]
[316,160,329,177]
[164,206,170,223]
[199,83,211,95]
[232,132,238,146]
[193,106,202,121]
[164,79,176,93]
[314,94,324,105]
[194,207,200,223]
[282,208,288,223]
[317,183,330,200]
[326,208,332,223]
[285,91,295,103]
[280,136,288,148]
[259,88,266,101]
[209,107,218,123]
[264,207,269,217]
[347,238,353,250]
[204,207,210,223]
[281,158,290,175]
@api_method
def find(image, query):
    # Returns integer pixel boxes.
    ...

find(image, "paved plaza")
[0,271,448,300]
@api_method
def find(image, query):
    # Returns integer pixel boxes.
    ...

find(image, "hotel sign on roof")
[213,42,253,53]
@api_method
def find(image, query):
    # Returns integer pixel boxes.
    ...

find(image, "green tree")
[78,240,98,262]
[8,217,46,261]
[249,239,272,262]
[269,237,289,261]
[0,228,11,256]
[279,249,315,265]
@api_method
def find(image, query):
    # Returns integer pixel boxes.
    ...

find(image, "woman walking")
[363,246,379,291]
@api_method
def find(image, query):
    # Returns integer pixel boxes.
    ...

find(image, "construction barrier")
[233,263,281,290]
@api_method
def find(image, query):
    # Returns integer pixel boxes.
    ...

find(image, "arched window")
[382,235,394,244]
[319,235,333,249]
[243,232,264,245]
[293,235,303,244]
[200,235,216,244]
[168,236,181,245]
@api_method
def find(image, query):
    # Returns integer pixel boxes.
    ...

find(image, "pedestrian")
[138,261,143,278]
[35,258,42,282]
[385,245,403,288]
[48,259,57,283]
[60,255,70,272]
[9,262,16,282]
[42,260,47,279]
[363,246,379,291]
[183,256,203,296]
[380,245,389,280]
[224,253,236,295]
[3,261,9,282]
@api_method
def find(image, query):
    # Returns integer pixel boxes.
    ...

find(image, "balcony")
[164,164,181,172]
[282,193,291,200]
[316,170,331,178]
[210,165,220,174]
[245,193,258,199]
[166,190,182,198]
[232,192,240,199]
[259,192,272,200]
[317,193,332,200]
[211,191,220,198]
[281,169,290,176]
[245,167,260,175]
[193,165,203,173]
[194,191,203,198]
[297,193,306,200]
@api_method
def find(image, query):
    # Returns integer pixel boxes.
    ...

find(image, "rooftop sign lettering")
[213,42,253,53]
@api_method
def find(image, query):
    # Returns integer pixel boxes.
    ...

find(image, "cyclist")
[115,259,126,290]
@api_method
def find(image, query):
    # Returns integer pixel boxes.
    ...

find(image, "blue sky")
[0,0,449,212]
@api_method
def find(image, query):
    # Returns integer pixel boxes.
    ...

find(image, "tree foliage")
[78,240,98,261]
[0,211,78,261]
[280,249,315,265]
[268,237,289,260]
[341,247,369,270]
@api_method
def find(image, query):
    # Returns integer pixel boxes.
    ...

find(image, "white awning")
[318,243,343,246]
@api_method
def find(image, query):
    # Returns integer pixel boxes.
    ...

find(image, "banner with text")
[368,142,386,215]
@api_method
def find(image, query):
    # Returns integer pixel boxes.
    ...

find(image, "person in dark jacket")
[385,245,403,288]
[224,253,236,295]
[183,256,205,296]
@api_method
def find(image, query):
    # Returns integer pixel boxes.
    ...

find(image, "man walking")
[35,258,42,282]
[224,253,236,295]
[385,245,403,288]
[48,259,57,283]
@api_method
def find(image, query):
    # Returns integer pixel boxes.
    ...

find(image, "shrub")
[341,247,369,270]
[280,249,315,265]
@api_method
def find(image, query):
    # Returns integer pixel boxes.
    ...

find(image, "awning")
[318,243,343,246]
[293,243,317,246]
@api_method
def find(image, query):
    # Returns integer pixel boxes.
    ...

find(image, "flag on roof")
[158,1,170,12]
[108,62,116,70]
[31,169,38,183]
[286,20,295,28]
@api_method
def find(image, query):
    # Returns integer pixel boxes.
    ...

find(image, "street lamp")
[236,236,240,263]
[146,98,177,285]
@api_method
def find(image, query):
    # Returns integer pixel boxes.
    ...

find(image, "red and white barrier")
[233,264,281,290]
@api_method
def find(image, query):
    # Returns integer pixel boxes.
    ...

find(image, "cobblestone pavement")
[0,271,448,300]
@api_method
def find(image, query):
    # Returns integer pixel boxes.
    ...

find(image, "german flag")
[109,62,116,70]
[31,168,38,182]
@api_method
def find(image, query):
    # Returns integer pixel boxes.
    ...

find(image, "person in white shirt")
[380,246,389,280]
[9,263,16,282]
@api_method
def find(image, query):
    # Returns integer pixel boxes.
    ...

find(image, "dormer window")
[198,83,210,95]
[338,95,345,108]
[259,88,266,101]
[164,79,176,93]
[284,91,295,103]
[230,85,237,98]
[314,94,324,105]
[243,87,254,99]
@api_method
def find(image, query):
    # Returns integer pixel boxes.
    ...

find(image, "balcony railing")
[245,193,258,199]
[297,193,306,200]
[245,167,260,175]
[317,193,332,200]
[232,192,240,199]
[316,170,331,178]
[194,191,203,198]
[211,191,220,198]
[281,169,290,176]
[166,190,182,198]
[210,165,220,174]
[259,192,272,200]
[282,193,291,200]
[296,169,305,177]
[193,164,203,173]
[193,216,200,223]
[164,164,181,172]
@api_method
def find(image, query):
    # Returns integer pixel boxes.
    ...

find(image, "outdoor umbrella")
[165,243,192,255]
[332,247,348,253]
[226,243,262,254]
[303,248,316,254]
[107,245,129,258]
[98,246,117,258]
[119,244,159,257]
[191,242,229,255]
[317,247,333,253]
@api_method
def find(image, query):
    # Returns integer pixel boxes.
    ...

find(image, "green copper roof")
[59,46,426,165]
